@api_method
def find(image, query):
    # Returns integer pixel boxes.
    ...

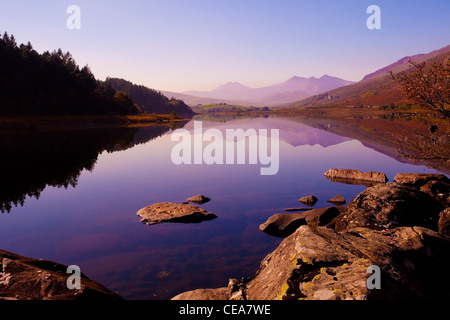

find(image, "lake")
[0,116,447,299]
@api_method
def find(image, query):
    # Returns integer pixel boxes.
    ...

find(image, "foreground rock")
[173,172,449,300]
[329,182,444,232]
[176,225,450,300]
[137,202,217,225]
[259,207,341,237]
[324,169,388,184]
[0,250,122,300]
[187,195,211,205]
[245,225,450,300]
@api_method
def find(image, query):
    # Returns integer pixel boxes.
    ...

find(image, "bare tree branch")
[389,59,450,118]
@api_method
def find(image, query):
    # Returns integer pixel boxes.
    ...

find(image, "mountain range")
[163,75,354,107]
[287,44,450,109]
[164,44,449,110]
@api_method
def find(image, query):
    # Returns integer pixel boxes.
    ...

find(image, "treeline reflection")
[0,124,182,213]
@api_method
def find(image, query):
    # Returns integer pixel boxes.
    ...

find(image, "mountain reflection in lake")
[0,116,447,299]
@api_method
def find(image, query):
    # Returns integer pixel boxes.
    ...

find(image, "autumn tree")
[389,59,449,118]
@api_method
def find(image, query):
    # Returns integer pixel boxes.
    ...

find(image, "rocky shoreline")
[1,172,449,300]
[172,172,450,300]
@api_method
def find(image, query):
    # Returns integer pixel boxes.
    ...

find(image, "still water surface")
[0,116,446,299]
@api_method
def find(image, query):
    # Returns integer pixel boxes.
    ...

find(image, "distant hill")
[0,32,140,116]
[287,45,450,109]
[107,78,194,117]
[161,90,258,107]
[181,75,354,106]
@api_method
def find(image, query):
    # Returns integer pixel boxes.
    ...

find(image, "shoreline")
[0,114,192,131]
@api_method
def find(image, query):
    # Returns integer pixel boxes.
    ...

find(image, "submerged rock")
[137,202,217,225]
[0,250,122,300]
[187,195,211,205]
[324,169,388,184]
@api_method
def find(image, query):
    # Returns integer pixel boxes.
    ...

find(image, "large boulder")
[0,250,122,300]
[329,183,444,232]
[324,169,388,184]
[137,202,217,225]
[393,173,449,188]
[174,225,450,300]
[394,173,450,207]
[245,225,450,300]
[259,207,341,237]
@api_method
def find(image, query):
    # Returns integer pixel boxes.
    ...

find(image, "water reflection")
[0,124,181,213]
[290,116,450,174]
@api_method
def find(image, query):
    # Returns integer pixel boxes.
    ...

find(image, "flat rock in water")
[324,169,388,183]
[187,195,211,204]
[137,202,217,225]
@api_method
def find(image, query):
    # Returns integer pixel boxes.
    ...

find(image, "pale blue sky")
[1,0,449,91]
